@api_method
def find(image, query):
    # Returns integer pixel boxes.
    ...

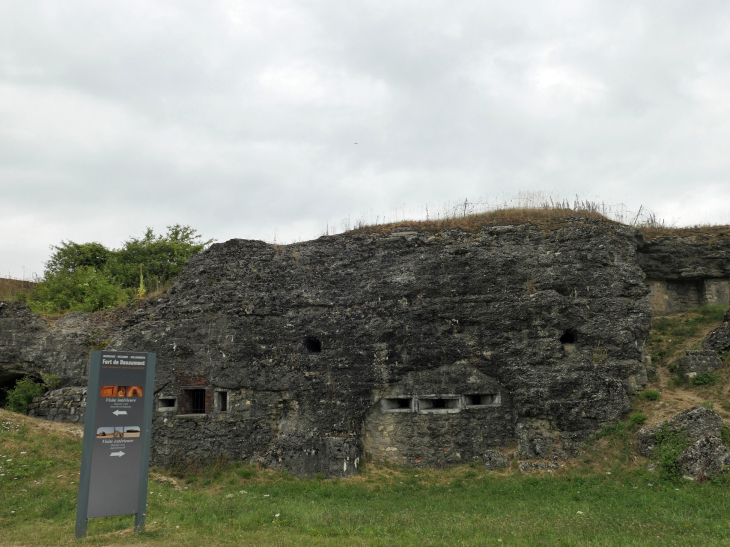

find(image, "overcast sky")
[3,1,730,278]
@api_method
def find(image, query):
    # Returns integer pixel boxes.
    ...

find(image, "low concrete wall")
[28,387,87,423]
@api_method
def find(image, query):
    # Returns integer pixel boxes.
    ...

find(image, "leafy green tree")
[26,224,212,314]
[28,266,132,314]
[106,224,213,290]
[45,241,111,274]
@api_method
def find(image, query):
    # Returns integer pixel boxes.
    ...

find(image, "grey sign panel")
[75,350,156,538]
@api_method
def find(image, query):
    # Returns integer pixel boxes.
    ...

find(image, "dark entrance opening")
[419,397,460,411]
[0,373,38,408]
[560,329,577,344]
[188,389,206,414]
[304,336,322,352]
[466,394,496,406]
[381,397,413,412]
[217,391,228,412]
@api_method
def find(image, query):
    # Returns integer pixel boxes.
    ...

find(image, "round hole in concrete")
[304,336,322,352]
[560,329,577,344]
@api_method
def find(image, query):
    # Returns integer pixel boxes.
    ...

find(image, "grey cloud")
[3,0,730,276]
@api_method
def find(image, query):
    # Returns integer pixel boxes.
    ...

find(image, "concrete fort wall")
[1,218,661,476]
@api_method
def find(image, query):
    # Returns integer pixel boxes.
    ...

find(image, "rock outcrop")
[676,350,723,382]
[637,406,724,458]
[1,218,653,476]
[677,436,730,480]
[0,301,125,386]
[704,308,730,353]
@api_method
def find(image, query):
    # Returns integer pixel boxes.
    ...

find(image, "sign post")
[75,350,156,539]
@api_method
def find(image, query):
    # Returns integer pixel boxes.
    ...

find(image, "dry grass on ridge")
[345,206,616,236]
[341,205,730,240]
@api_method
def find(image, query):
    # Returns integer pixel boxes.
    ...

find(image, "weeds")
[629,413,648,430]
[721,425,730,448]
[645,305,728,368]
[691,373,718,387]
[653,425,690,481]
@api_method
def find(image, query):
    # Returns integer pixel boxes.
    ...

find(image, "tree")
[28,266,131,314]
[107,224,214,290]
[45,241,111,274]
[26,225,213,314]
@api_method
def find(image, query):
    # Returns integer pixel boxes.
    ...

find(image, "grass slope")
[2,406,730,547]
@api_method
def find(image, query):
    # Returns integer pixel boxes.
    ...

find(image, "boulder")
[703,308,730,353]
[677,436,730,480]
[483,450,509,470]
[637,406,723,457]
[676,350,723,382]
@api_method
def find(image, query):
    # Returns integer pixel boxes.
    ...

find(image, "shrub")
[721,425,730,448]
[643,390,660,401]
[28,225,213,314]
[42,374,60,391]
[629,413,648,429]
[4,377,45,414]
[28,266,132,314]
[653,424,690,481]
[691,373,717,387]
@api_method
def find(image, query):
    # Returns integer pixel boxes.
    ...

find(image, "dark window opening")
[159,398,176,408]
[217,391,228,412]
[381,397,413,412]
[419,397,460,411]
[466,395,497,406]
[560,329,577,344]
[187,389,206,414]
[304,336,322,352]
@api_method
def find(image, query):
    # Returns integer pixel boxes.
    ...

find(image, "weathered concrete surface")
[482,450,509,470]
[676,350,723,382]
[0,301,124,386]
[637,406,724,458]
[1,218,653,476]
[638,234,730,280]
[638,233,730,314]
[677,436,730,481]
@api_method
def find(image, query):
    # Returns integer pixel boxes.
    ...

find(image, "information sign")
[75,350,155,539]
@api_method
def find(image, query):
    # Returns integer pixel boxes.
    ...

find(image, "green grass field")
[2,410,730,547]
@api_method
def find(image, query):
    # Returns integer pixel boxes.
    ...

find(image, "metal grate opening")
[189,389,206,414]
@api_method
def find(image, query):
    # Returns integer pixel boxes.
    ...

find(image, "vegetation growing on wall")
[16,225,213,314]
[3,374,58,414]
[645,305,727,368]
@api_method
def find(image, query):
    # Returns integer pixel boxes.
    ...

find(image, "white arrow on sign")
[110,451,125,457]
[112,410,127,416]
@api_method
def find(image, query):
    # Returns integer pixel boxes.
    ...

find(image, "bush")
[721,425,730,448]
[653,424,690,481]
[643,390,661,401]
[27,266,132,314]
[629,413,648,429]
[4,377,45,414]
[27,225,213,314]
[691,373,717,387]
